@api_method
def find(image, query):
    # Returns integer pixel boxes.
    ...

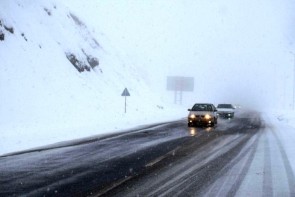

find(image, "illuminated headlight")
[190,114,196,119]
[205,114,211,119]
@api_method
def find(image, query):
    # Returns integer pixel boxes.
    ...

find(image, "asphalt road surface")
[1,110,294,196]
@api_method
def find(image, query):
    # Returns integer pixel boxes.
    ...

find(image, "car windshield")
[217,104,233,108]
[192,104,212,111]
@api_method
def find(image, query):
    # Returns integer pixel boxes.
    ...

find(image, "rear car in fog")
[217,104,235,119]
[188,103,218,127]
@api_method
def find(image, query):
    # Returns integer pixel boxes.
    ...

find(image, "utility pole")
[290,52,295,110]
[293,54,295,110]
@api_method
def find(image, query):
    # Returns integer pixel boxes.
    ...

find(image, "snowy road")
[1,110,295,196]
[104,112,295,197]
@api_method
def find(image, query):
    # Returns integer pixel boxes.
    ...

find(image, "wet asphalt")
[0,110,262,196]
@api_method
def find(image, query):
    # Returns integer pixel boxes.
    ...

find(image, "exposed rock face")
[4,25,14,34]
[0,30,4,41]
[66,52,91,73]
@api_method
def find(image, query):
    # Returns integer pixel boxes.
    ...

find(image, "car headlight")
[190,114,196,119]
[205,114,211,119]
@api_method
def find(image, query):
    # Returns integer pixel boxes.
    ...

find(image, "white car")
[217,104,235,118]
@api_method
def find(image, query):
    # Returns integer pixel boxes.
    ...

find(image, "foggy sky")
[64,0,295,110]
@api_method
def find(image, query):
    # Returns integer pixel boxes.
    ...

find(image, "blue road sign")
[121,88,130,113]
[121,88,130,96]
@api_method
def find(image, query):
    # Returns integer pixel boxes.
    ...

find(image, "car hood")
[188,111,215,116]
[217,108,235,112]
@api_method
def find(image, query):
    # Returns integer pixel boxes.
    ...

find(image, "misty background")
[65,0,295,109]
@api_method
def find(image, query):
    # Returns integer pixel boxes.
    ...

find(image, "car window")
[192,104,212,111]
[217,104,233,108]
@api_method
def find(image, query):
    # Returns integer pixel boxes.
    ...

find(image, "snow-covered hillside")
[0,0,185,155]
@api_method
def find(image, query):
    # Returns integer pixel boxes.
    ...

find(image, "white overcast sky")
[63,0,295,109]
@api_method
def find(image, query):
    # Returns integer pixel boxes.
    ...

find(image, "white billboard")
[166,76,194,91]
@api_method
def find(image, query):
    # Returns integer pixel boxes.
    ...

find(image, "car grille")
[195,115,205,118]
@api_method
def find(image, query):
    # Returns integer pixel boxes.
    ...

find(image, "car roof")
[217,104,233,107]
[193,103,214,105]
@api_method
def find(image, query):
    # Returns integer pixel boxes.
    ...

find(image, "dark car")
[217,104,235,118]
[187,103,218,127]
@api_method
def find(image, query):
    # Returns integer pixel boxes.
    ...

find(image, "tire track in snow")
[202,133,258,197]
[270,128,295,195]
[225,131,261,197]
[202,118,263,197]
[263,130,273,197]
[163,130,258,196]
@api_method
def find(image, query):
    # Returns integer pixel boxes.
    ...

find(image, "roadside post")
[121,88,130,113]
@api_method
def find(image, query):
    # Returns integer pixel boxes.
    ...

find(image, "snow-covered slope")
[0,0,185,155]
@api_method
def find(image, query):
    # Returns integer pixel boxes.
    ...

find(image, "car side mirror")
[214,109,217,112]
[188,109,191,111]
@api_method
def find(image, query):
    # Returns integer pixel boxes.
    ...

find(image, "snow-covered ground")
[272,110,295,175]
[276,110,295,128]
[0,0,186,156]
[269,111,295,163]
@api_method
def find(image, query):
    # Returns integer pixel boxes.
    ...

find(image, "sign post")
[121,88,130,113]
[166,76,194,104]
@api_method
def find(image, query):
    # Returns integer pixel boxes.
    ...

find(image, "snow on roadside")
[275,110,295,128]
[267,110,295,174]
[0,105,186,156]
